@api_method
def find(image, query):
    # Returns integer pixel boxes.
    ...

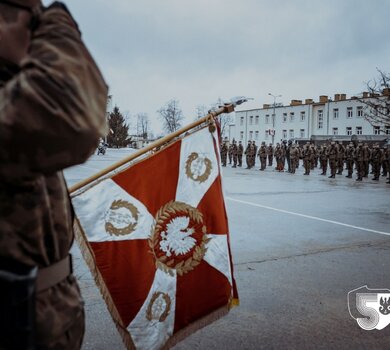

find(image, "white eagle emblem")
[159,216,196,257]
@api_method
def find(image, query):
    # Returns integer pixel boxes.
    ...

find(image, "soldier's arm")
[0,3,108,178]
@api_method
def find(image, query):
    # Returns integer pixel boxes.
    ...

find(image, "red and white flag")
[72,125,238,349]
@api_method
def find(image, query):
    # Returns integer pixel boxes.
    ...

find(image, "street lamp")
[268,93,282,145]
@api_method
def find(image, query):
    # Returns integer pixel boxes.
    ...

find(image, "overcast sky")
[53,0,390,135]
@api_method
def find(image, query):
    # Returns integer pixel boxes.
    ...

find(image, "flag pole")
[69,104,234,194]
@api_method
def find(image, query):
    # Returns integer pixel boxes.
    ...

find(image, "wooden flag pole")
[69,104,234,194]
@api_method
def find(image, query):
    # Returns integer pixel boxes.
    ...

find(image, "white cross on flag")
[72,125,238,349]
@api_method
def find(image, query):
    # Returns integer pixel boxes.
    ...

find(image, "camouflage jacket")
[0,4,107,347]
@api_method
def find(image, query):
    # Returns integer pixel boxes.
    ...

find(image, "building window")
[333,108,339,119]
[249,116,253,125]
[289,129,294,138]
[300,129,305,138]
[265,130,269,140]
[282,130,287,139]
[347,107,353,118]
[289,112,294,122]
[240,131,244,140]
[265,114,270,124]
[249,131,253,140]
[240,117,244,126]
[283,113,287,122]
[386,126,390,135]
[356,126,362,135]
[346,127,352,136]
[357,106,363,117]
[332,127,338,135]
[373,126,380,135]
[318,110,323,129]
[255,116,259,125]
[300,111,305,121]
[255,131,259,140]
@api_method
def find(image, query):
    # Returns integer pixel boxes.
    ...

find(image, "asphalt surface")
[65,151,390,350]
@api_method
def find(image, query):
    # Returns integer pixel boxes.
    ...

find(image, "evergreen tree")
[107,106,131,148]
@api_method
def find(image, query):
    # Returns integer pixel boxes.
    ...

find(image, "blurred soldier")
[244,140,252,168]
[302,142,313,175]
[310,143,316,170]
[371,144,384,181]
[289,143,300,174]
[0,1,108,349]
[252,141,258,167]
[314,145,320,168]
[345,142,355,178]
[286,140,292,172]
[220,141,228,166]
[237,141,244,167]
[362,143,370,177]
[327,141,338,178]
[385,145,390,184]
[354,142,365,181]
[231,140,238,168]
[381,145,388,177]
[281,140,287,169]
[319,145,328,175]
[336,141,345,175]
[267,143,274,166]
[274,143,284,171]
[228,142,233,165]
[258,141,267,170]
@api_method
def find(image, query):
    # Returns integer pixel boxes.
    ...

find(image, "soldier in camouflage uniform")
[274,143,284,172]
[237,141,244,167]
[319,145,328,175]
[336,141,345,175]
[231,140,238,168]
[354,142,365,181]
[371,144,384,181]
[385,145,390,184]
[302,142,313,175]
[258,141,267,170]
[345,142,355,178]
[0,1,108,349]
[220,141,228,167]
[327,141,338,178]
[252,141,258,168]
[363,143,370,177]
[289,143,300,174]
[228,142,233,165]
[267,143,274,166]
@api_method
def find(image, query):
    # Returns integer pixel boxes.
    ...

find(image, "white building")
[230,91,390,145]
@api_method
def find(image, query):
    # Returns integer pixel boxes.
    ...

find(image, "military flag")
[71,121,238,349]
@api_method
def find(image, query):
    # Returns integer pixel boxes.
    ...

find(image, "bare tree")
[136,112,149,139]
[195,104,208,120]
[359,69,390,131]
[157,99,184,134]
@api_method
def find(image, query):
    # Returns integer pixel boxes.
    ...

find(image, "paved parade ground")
[64,148,390,350]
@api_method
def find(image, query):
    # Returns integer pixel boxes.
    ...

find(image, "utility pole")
[268,93,282,145]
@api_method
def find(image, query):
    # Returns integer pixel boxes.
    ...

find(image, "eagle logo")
[149,201,210,276]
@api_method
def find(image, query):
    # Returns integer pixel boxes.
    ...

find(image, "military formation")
[220,139,390,184]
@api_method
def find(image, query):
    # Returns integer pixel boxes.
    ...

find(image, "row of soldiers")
[220,139,390,183]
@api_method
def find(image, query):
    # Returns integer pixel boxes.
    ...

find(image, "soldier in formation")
[237,141,244,167]
[319,145,328,175]
[302,142,313,175]
[267,143,274,166]
[220,141,228,167]
[231,140,238,168]
[345,142,355,178]
[289,143,300,174]
[258,141,267,170]
[228,143,233,165]
[327,141,338,178]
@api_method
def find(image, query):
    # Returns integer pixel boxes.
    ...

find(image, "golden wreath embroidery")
[149,201,210,276]
[105,200,139,236]
[146,291,171,322]
[185,152,212,184]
